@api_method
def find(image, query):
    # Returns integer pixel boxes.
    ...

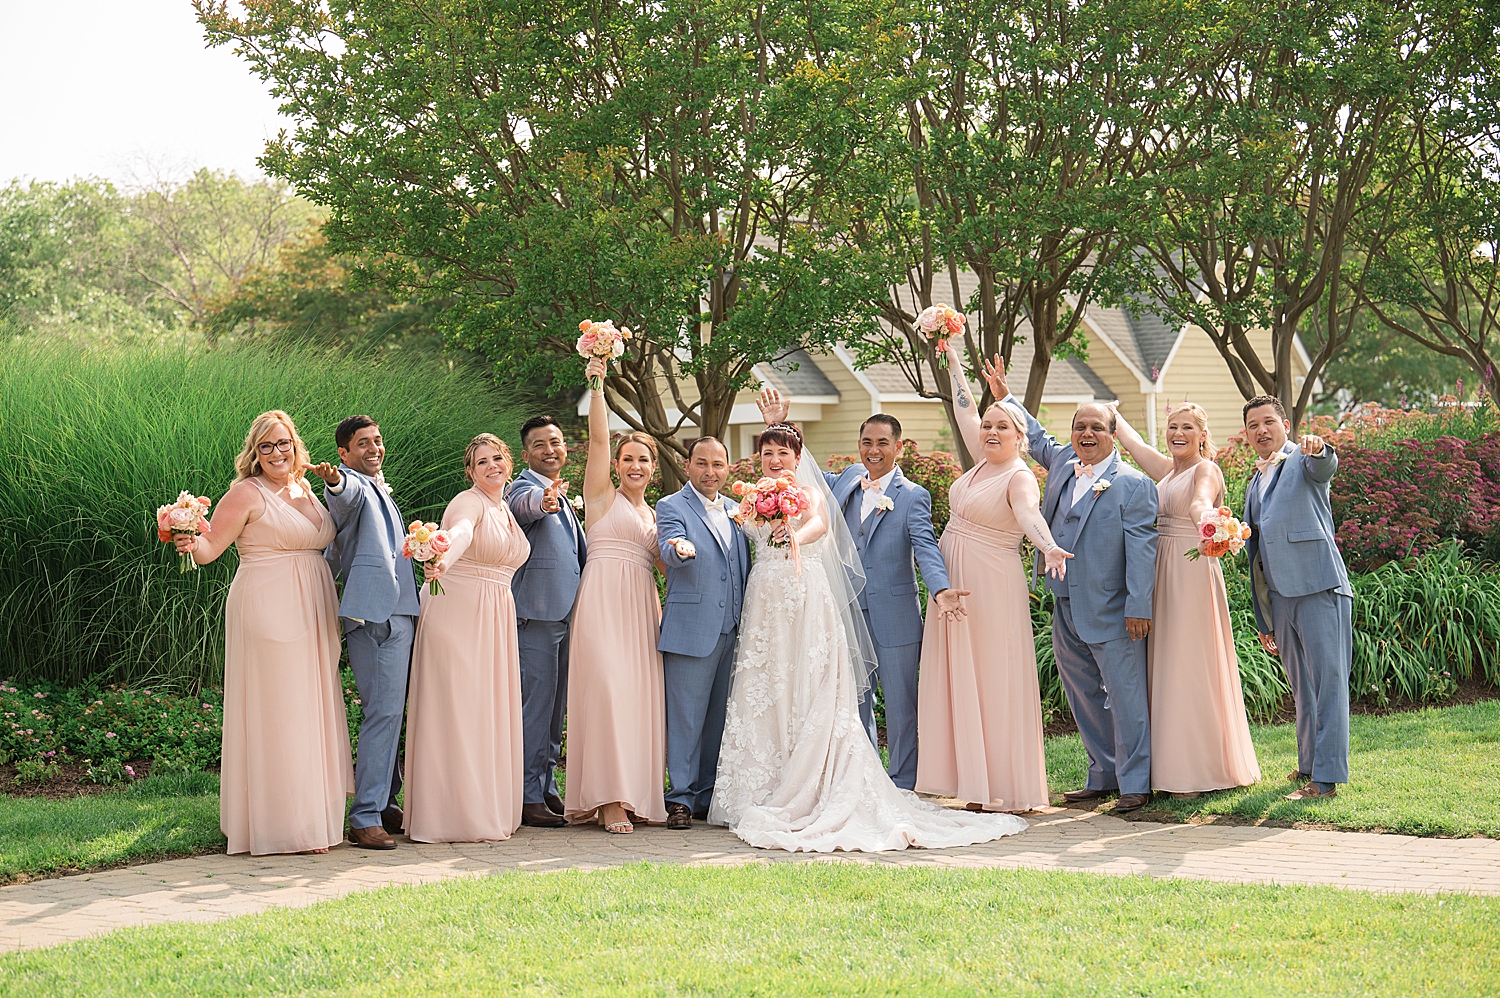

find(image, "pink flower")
[944,311,965,335]
[778,494,799,516]
[1199,521,1218,540]
[755,494,779,515]
[577,331,599,355]
[737,498,755,520]
[755,477,776,492]
[430,531,452,555]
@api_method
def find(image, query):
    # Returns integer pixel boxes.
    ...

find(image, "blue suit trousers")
[1052,597,1151,795]
[517,617,569,804]
[662,627,738,814]
[345,615,415,829]
[1270,589,1352,784]
[855,607,922,791]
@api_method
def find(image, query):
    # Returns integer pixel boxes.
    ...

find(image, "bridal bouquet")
[730,475,811,547]
[403,520,453,595]
[576,319,633,391]
[155,491,212,573]
[916,303,966,368]
[1187,506,1251,561]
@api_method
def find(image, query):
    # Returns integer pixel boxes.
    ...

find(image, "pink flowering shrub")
[825,441,964,532]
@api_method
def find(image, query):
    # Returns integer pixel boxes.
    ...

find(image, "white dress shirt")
[1070,450,1118,507]
[859,467,898,521]
[691,482,733,551]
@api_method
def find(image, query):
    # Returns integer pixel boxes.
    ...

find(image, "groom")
[1242,396,1352,801]
[656,436,750,828]
[319,415,419,850]
[992,367,1159,812]
[758,391,962,790]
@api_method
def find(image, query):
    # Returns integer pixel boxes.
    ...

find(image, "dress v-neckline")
[255,477,325,531]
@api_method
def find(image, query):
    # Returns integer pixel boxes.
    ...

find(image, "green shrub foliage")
[0,342,514,688]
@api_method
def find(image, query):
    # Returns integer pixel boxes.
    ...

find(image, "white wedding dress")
[709,509,1028,852]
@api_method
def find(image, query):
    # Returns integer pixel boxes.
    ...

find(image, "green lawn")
[0,772,223,882]
[1,863,1494,996]
[1045,700,1500,837]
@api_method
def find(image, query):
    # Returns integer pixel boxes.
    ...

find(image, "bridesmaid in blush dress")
[177,410,352,856]
[915,343,1073,813]
[1114,402,1261,795]
[402,433,531,843]
[563,356,668,832]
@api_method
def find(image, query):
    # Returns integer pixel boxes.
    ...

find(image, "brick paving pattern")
[3,807,1498,954]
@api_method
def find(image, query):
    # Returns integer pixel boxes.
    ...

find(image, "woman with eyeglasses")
[176,409,353,855]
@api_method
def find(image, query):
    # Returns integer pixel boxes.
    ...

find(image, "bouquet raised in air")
[403,520,453,595]
[1187,506,1251,560]
[916,303,966,368]
[155,491,212,573]
[730,474,811,548]
[576,319,632,391]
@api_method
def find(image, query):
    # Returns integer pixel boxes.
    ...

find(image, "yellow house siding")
[1153,326,1313,448]
[1078,327,1150,427]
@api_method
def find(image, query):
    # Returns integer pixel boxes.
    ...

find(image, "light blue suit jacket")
[1244,441,1352,632]
[826,464,949,649]
[1014,401,1159,645]
[656,486,751,659]
[506,468,587,622]
[324,465,420,625]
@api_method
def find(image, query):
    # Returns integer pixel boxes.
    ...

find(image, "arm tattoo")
[953,374,971,409]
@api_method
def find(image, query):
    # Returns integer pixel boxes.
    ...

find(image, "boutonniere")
[569,494,585,511]
[1090,479,1112,495]
[873,495,895,513]
[1268,451,1288,468]
[373,472,394,496]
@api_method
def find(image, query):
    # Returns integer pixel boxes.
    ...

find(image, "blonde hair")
[983,400,1032,459]
[1166,401,1216,459]
[464,433,512,481]
[234,410,312,486]
[613,431,658,463]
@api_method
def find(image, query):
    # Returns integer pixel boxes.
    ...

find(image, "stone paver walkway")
[4,807,1498,954]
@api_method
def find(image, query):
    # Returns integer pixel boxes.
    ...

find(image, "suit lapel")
[682,487,730,558]
[863,469,903,542]
[1043,455,1078,522]
[1261,443,1296,507]
[1070,453,1121,537]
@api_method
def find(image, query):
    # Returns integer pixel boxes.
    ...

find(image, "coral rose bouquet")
[576,319,633,392]
[916,303,966,368]
[1187,506,1251,561]
[729,474,811,549]
[155,491,212,573]
[403,520,453,595]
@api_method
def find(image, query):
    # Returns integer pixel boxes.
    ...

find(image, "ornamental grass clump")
[0,340,515,688]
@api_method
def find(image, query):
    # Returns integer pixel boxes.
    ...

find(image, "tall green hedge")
[0,342,515,689]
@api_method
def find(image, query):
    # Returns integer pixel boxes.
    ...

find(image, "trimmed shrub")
[0,341,515,689]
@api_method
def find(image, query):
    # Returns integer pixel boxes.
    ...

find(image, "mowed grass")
[0,773,223,881]
[1,863,1496,997]
[1045,700,1500,837]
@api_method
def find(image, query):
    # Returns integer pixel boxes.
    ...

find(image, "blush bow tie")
[1071,460,1096,479]
[1254,454,1285,475]
[703,496,726,512]
[859,477,884,492]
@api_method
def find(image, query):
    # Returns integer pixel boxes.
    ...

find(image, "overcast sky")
[0,1,287,186]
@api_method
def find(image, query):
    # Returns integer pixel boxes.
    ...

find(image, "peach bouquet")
[403,520,453,594]
[1187,506,1252,560]
[576,319,633,391]
[916,303,966,368]
[155,491,212,573]
[730,474,811,548]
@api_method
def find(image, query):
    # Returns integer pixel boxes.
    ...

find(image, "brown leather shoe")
[381,806,404,834]
[1287,770,1310,783]
[348,824,397,850]
[522,802,566,827]
[1285,782,1337,801]
[1113,793,1151,814]
[666,803,692,830]
[1062,788,1114,803]
[544,793,565,816]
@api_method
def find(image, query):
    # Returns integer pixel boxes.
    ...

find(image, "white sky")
[0,1,288,185]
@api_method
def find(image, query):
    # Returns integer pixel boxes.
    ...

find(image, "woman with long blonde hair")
[1113,401,1261,796]
[176,409,353,855]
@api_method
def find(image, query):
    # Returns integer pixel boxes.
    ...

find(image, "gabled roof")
[755,348,840,399]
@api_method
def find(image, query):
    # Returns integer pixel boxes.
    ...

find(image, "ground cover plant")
[2,862,1495,996]
[0,340,514,690]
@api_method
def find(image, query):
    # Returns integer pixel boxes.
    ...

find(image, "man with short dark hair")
[506,415,586,827]
[1241,395,1352,800]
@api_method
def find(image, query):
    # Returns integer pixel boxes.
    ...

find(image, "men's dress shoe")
[1113,793,1151,814]
[349,824,397,850]
[522,802,566,827]
[1287,770,1310,783]
[666,803,692,830]
[381,806,404,834]
[1285,782,1338,801]
[1062,788,1114,803]
[692,810,709,822]
[544,793,565,816]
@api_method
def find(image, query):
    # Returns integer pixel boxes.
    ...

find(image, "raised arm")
[322,466,370,522]
[944,340,983,459]
[581,357,615,530]
[1008,469,1074,579]
[982,352,1065,468]
[426,489,484,584]
[176,480,262,565]
[1111,408,1174,482]
[1300,434,1338,484]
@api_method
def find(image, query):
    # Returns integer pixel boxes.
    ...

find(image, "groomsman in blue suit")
[321,415,419,850]
[1241,396,1353,801]
[758,392,963,791]
[656,436,751,828]
[990,363,1159,812]
[506,416,586,828]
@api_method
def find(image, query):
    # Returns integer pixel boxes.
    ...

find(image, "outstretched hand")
[541,481,563,514]
[757,385,789,425]
[1299,433,1327,456]
[932,588,969,622]
[982,353,1010,401]
[1043,545,1074,579]
[306,462,341,486]
[669,537,697,560]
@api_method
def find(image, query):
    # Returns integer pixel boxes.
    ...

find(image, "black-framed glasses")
[257,439,295,456]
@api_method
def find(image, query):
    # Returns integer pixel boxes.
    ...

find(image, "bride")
[708,420,1027,852]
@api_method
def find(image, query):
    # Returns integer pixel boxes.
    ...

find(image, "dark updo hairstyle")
[755,422,804,458]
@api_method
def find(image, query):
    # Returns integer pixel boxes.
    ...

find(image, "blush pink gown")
[1148,468,1261,792]
[915,462,1050,812]
[563,494,667,825]
[221,479,353,856]
[403,489,531,842]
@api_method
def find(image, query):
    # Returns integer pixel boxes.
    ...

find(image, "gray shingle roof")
[759,348,840,398]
